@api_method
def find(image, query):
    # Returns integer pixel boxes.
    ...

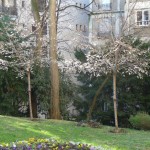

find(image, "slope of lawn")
[0,115,150,150]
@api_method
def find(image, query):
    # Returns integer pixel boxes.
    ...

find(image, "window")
[99,0,111,10]
[97,18,111,38]
[137,10,149,26]
[80,3,82,8]
[38,0,46,12]
[32,25,36,33]
[80,25,82,31]
[2,0,5,7]
[76,24,78,30]
[32,22,47,35]
[41,23,47,35]
[103,102,108,112]
[83,25,86,32]
[22,1,25,8]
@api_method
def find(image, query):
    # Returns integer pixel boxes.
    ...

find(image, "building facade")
[125,0,150,39]
[0,0,150,53]
[57,0,90,59]
[89,0,126,45]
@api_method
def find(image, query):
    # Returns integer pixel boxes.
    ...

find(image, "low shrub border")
[129,112,150,130]
[0,138,105,150]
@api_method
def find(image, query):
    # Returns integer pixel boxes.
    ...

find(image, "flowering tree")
[62,0,150,131]
[67,37,149,131]
[0,15,31,72]
[0,15,33,116]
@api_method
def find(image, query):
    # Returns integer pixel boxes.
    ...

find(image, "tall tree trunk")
[49,0,61,119]
[113,46,119,131]
[30,0,44,118]
[31,0,43,61]
[113,69,118,131]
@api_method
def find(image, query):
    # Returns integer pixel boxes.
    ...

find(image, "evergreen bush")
[129,112,150,130]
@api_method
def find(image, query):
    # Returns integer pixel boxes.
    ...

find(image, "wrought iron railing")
[136,21,150,26]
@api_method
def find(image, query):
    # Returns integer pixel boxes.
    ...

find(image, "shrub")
[0,138,104,150]
[129,112,150,130]
[87,120,102,128]
[77,120,102,128]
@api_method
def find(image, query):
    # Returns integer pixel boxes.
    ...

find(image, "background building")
[1,0,150,50]
[125,0,150,39]
[0,0,90,61]
[57,0,90,60]
[89,0,126,45]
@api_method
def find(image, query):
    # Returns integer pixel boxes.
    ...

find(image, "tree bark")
[30,0,44,118]
[49,0,61,119]
[31,91,37,118]
[113,46,119,131]
[31,0,43,60]
[113,69,118,131]
[27,64,33,119]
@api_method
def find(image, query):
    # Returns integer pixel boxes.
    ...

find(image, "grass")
[0,115,150,150]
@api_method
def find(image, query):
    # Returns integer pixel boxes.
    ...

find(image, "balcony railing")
[0,6,17,16]
[136,20,150,27]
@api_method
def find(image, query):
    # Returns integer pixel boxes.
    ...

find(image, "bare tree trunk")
[49,0,61,119]
[30,0,43,119]
[113,45,120,131]
[87,75,110,121]
[31,92,38,118]
[113,69,118,131]
[27,64,33,119]
[31,0,43,60]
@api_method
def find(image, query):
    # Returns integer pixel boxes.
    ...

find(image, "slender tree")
[27,63,33,119]
[31,0,43,60]
[67,38,149,131]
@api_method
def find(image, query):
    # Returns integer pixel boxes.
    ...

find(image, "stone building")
[89,0,126,45]
[125,0,150,39]
[0,0,90,60]
[1,0,150,53]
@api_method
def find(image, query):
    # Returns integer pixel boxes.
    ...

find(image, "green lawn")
[0,115,150,150]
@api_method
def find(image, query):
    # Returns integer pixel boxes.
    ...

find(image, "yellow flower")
[28,138,35,143]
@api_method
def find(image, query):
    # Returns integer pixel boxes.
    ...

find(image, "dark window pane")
[22,1,25,8]
[137,11,142,22]
[41,23,47,35]
[144,11,149,21]
[32,25,36,32]
[38,0,46,12]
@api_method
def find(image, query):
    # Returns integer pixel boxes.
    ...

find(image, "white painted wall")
[124,0,150,37]
[16,0,34,35]
[57,0,90,60]
[89,0,125,45]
